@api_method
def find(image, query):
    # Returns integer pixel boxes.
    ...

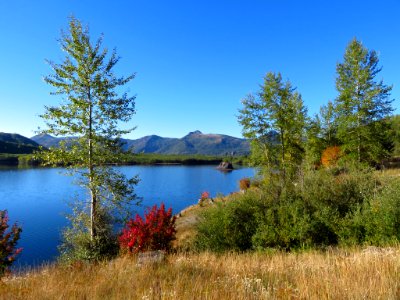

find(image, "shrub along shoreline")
[191,166,400,252]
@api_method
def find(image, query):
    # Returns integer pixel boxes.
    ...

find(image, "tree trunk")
[280,128,286,180]
[88,88,96,241]
[90,185,97,241]
[356,85,361,163]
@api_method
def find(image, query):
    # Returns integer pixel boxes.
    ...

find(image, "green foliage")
[305,101,339,167]
[358,178,400,245]
[303,167,376,217]
[196,38,398,254]
[301,167,378,246]
[122,153,245,165]
[39,17,139,261]
[238,72,307,179]
[194,191,261,252]
[17,154,41,166]
[334,38,393,164]
[193,167,394,252]
[390,115,400,156]
[59,205,118,263]
[0,154,19,165]
[252,191,311,250]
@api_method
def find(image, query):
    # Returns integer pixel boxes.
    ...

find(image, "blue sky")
[1,1,399,139]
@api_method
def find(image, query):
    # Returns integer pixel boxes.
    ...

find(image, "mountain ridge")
[0,132,41,154]
[31,131,250,156]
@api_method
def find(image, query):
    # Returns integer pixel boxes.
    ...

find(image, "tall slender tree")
[334,38,393,163]
[238,72,307,178]
[39,18,139,259]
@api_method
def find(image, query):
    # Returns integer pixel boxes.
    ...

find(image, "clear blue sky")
[1,1,399,139]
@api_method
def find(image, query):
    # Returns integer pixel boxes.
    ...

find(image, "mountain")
[32,131,250,156]
[30,133,75,148]
[120,131,249,155]
[0,132,41,154]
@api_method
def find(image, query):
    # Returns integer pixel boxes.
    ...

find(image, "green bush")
[361,178,400,245]
[252,193,312,250]
[194,191,261,252]
[193,166,390,252]
[301,167,379,246]
[302,168,377,217]
[59,207,118,263]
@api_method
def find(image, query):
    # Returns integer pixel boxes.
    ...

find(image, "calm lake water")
[0,165,254,267]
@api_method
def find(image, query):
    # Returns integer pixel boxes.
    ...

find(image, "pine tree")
[39,18,139,260]
[335,38,393,164]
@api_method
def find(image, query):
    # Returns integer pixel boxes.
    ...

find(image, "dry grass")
[377,167,400,178]
[174,204,201,250]
[1,247,399,299]
[174,192,244,250]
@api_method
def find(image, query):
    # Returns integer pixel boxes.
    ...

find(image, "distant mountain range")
[30,131,250,156]
[0,132,41,154]
[0,131,249,156]
[30,134,75,149]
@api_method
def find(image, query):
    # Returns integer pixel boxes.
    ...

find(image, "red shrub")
[119,203,176,253]
[0,210,22,277]
[200,191,210,200]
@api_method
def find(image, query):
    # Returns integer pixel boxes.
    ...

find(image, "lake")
[0,165,254,267]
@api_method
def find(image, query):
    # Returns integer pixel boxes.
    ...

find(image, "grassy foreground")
[1,247,400,299]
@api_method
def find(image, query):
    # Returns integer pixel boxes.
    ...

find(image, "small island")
[216,161,234,170]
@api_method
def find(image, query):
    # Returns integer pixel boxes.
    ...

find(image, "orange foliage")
[321,146,341,167]
[239,178,251,191]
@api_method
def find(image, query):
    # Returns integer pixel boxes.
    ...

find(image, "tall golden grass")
[1,247,399,299]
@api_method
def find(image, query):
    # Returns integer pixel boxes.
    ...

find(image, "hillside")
[32,131,250,156]
[0,132,41,154]
[121,131,250,155]
[30,133,75,148]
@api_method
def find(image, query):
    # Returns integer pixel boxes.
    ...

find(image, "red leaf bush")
[119,203,176,253]
[200,191,210,200]
[0,210,22,277]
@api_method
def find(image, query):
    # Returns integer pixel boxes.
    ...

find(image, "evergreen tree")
[238,72,307,178]
[39,18,139,260]
[334,38,393,163]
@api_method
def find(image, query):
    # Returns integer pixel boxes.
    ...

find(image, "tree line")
[192,38,400,252]
[238,38,394,179]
